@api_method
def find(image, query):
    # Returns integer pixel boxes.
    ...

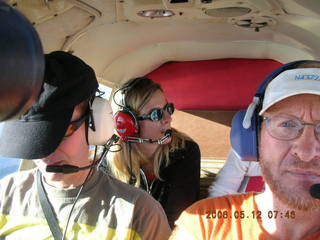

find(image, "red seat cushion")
[245,176,265,192]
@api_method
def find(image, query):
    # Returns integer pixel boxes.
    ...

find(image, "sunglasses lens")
[139,103,175,122]
[150,109,163,121]
[166,103,174,115]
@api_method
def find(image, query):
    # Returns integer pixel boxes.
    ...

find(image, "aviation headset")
[45,94,117,174]
[230,60,320,162]
[113,78,148,141]
[87,95,115,146]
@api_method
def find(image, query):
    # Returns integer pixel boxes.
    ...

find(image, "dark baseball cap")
[0,51,98,159]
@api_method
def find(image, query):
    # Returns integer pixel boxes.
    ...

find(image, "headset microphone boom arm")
[46,134,120,174]
[126,129,172,144]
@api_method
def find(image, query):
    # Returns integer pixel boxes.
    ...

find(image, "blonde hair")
[108,77,191,186]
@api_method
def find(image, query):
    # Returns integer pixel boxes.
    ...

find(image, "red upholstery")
[147,58,282,110]
[245,176,265,193]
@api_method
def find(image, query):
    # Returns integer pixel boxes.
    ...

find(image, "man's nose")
[291,126,320,162]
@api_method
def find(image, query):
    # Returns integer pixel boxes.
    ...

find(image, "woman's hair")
[108,77,191,186]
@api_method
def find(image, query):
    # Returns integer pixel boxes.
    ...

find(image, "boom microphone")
[309,184,320,199]
[46,134,120,174]
[126,129,172,144]
[46,163,96,174]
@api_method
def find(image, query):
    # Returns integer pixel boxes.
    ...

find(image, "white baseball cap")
[259,68,320,115]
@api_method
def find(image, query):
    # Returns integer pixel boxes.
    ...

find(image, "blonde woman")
[107,77,201,228]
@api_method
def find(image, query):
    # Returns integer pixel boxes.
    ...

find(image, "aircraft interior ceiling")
[6,0,320,110]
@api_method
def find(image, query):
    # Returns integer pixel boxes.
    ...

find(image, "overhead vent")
[234,17,276,32]
[204,7,251,18]
[169,0,189,3]
[137,9,175,18]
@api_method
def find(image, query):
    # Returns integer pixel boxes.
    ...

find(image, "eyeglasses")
[64,112,89,138]
[138,103,175,121]
[263,114,320,141]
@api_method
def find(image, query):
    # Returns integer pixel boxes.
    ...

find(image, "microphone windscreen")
[309,184,320,199]
[165,129,172,136]
[46,165,64,173]
[46,164,79,173]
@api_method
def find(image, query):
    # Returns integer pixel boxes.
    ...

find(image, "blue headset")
[230,60,319,161]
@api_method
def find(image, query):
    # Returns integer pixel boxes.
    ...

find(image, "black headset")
[230,60,320,161]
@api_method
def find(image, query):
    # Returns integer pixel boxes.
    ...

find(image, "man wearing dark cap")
[0,51,171,239]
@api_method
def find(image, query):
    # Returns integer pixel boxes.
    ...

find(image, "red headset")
[113,78,143,141]
[114,109,139,141]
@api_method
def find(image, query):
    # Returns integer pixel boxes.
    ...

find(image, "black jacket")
[140,140,201,228]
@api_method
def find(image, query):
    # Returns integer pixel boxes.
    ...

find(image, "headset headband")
[242,60,312,129]
[231,59,320,161]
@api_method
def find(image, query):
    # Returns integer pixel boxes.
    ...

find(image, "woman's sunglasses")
[64,112,90,137]
[138,103,175,122]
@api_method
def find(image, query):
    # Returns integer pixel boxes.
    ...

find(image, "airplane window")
[0,123,21,179]
[98,83,112,100]
[0,157,21,179]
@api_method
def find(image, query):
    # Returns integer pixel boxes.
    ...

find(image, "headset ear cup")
[230,60,320,162]
[230,110,258,161]
[114,110,139,141]
[88,97,115,146]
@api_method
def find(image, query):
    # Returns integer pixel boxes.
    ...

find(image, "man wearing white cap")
[170,60,320,240]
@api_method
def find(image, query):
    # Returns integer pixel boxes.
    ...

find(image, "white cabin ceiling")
[6,0,320,86]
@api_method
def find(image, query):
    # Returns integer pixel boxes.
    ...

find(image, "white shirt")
[208,149,261,197]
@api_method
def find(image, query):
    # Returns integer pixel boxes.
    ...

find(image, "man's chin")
[261,163,320,211]
[267,178,320,211]
[44,171,64,179]
[39,166,64,180]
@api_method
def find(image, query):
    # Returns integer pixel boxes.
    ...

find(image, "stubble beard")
[260,155,320,211]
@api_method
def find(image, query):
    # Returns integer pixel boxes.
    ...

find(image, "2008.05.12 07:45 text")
[205,210,296,219]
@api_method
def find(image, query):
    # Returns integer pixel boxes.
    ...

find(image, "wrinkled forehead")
[265,94,320,118]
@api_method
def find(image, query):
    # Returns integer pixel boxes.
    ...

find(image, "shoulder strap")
[36,170,63,240]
